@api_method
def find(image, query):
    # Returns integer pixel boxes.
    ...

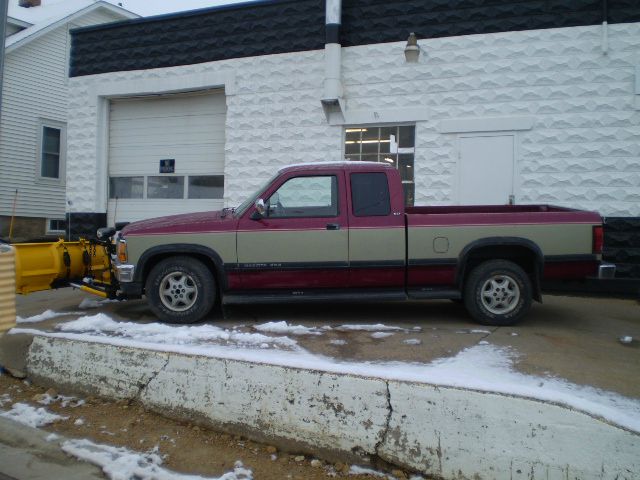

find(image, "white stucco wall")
[67,23,640,217]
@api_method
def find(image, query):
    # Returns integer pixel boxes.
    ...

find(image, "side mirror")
[97,227,116,240]
[251,198,266,220]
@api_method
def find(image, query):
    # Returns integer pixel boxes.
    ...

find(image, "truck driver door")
[236,171,349,290]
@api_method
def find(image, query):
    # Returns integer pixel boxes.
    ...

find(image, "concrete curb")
[26,336,640,479]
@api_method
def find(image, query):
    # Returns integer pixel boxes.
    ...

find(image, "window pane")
[147,176,184,199]
[109,177,144,199]
[267,175,338,218]
[345,130,361,155]
[398,153,414,182]
[379,127,396,154]
[48,219,67,232]
[351,172,391,217]
[42,127,61,154]
[398,125,415,148]
[188,175,224,199]
[41,153,60,178]
[402,183,415,207]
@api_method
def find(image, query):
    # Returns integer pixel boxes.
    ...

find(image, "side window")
[267,175,338,218]
[351,173,391,217]
[38,122,66,181]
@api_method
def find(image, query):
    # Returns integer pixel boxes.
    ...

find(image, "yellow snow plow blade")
[13,239,110,295]
[0,244,16,333]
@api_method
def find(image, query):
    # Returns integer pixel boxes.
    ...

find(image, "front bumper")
[115,264,135,283]
[598,262,616,279]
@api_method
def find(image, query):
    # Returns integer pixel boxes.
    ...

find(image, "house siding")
[0,8,127,223]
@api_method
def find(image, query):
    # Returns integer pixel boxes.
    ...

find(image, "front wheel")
[145,256,216,324]
[463,260,532,326]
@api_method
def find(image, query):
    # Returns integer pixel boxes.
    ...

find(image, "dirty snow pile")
[16,309,81,324]
[62,439,253,480]
[10,314,640,433]
[0,403,67,427]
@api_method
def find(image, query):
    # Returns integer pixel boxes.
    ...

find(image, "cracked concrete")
[23,335,640,479]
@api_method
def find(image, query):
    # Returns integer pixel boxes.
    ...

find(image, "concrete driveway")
[4,288,639,399]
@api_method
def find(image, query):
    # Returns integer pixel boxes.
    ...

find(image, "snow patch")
[62,439,253,480]
[370,332,394,339]
[0,403,68,427]
[74,418,85,426]
[78,298,120,310]
[16,310,81,324]
[45,433,60,442]
[253,321,323,336]
[349,465,392,478]
[336,324,406,332]
[403,338,422,346]
[456,329,491,334]
[329,339,347,346]
[0,394,11,406]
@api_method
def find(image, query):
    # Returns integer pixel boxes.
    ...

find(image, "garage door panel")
[109,95,226,120]
[108,91,226,224]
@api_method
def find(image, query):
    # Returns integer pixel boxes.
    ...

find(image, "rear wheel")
[463,260,532,326]
[145,256,215,324]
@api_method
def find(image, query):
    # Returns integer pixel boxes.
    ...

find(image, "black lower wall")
[67,212,107,240]
[603,217,640,279]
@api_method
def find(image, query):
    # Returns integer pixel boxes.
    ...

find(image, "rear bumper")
[119,281,143,298]
[598,263,616,279]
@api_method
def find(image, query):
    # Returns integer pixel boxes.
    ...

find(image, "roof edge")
[6,1,139,53]
[70,0,300,34]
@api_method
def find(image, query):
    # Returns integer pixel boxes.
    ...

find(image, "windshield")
[234,173,279,217]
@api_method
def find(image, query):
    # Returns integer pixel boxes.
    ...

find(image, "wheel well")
[459,245,542,301]
[141,253,222,300]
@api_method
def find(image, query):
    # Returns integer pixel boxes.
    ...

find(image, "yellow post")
[0,244,16,334]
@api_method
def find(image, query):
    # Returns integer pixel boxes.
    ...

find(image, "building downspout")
[321,0,345,124]
[601,0,609,55]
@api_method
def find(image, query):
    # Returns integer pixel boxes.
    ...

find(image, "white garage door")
[107,90,226,224]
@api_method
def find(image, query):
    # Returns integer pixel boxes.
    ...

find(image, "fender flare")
[135,244,228,291]
[456,237,544,300]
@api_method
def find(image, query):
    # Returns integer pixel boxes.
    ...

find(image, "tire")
[145,256,216,324]
[463,260,532,326]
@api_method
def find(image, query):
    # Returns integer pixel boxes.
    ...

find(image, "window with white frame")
[46,218,67,234]
[108,175,224,200]
[344,125,415,206]
[39,122,65,180]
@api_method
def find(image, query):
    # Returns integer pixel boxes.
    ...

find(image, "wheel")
[463,260,532,326]
[145,256,216,324]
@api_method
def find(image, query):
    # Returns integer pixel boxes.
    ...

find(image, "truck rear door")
[347,169,406,288]
[236,169,349,290]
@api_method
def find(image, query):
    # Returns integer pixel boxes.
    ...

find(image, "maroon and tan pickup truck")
[111,162,614,326]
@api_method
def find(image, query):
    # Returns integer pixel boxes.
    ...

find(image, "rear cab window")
[350,172,391,217]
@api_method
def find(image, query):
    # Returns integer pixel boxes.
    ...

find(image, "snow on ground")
[370,332,394,339]
[0,403,68,427]
[253,321,323,336]
[336,324,414,332]
[0,393,11,406]
[16,309,82,324]
[78,298,120,310]
[456,329,491,334]
[62,439,253,480]
[10,314,640,433]
[403,338,422,345]
[35,393,84,408]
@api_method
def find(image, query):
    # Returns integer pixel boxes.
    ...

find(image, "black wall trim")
[70,0,640,77]
[70,0,324,77]
[325,23,341,44]
[67,212,107,240]
[603,216,640,279]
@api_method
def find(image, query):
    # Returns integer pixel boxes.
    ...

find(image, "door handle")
[326,223,340,230]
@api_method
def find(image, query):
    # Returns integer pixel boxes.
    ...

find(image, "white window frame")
[46,218,66,235]
[37,119,67,184]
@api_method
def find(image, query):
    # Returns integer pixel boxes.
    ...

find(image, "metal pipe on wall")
[322,0,345,123]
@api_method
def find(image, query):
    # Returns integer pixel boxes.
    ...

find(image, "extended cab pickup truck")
[112,162,613,326]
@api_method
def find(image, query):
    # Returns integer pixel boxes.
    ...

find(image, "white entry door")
[458,134,514,205]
